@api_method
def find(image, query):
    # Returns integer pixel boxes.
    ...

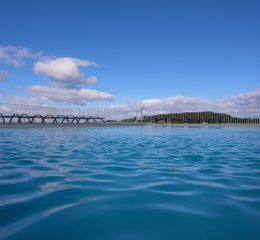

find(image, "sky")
[0,0,259,110]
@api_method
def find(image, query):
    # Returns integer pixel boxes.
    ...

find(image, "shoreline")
[0,123,260,128]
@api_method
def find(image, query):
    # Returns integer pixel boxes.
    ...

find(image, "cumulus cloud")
[0,68,10,83]
[0,45,108,105]
[0,45,42,67]
[1,82,115,106]
[34,57,99,85]
[0,45,100,86]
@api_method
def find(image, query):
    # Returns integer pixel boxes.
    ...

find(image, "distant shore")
[0,123,260,128]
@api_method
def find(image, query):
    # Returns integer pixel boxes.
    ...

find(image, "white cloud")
[215,89,260,107]
[34,57,99,85]
[0,45,108,105]
[0,45,99,86]
[2,86,259,115]
[1,82,115,106]
[94,89,260,120]
[112,89,260,118]
[135,89,260,111]
[0,45,42,67]
[0,68,10,83]
[1,95,50,106]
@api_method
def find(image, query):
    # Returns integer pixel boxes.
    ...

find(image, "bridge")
[0,113,105,124]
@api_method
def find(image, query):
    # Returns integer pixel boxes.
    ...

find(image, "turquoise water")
[0,126,260,240]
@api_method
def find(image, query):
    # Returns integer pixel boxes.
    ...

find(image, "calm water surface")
[0,126,260,240]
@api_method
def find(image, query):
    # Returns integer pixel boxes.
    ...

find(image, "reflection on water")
[0,126,260,240]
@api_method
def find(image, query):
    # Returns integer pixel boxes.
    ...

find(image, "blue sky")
[0,0,259,108]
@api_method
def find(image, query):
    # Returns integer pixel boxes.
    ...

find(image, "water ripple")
[0,126,260,240]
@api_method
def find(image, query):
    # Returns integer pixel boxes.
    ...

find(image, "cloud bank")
[34,57,99,85]
[1,87,259,109]
[106,89,260,115]
[132,89,260,111]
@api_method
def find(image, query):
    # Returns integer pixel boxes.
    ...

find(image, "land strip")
[0,123,260,128]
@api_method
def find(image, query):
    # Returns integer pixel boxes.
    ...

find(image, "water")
[0,126,260,240]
